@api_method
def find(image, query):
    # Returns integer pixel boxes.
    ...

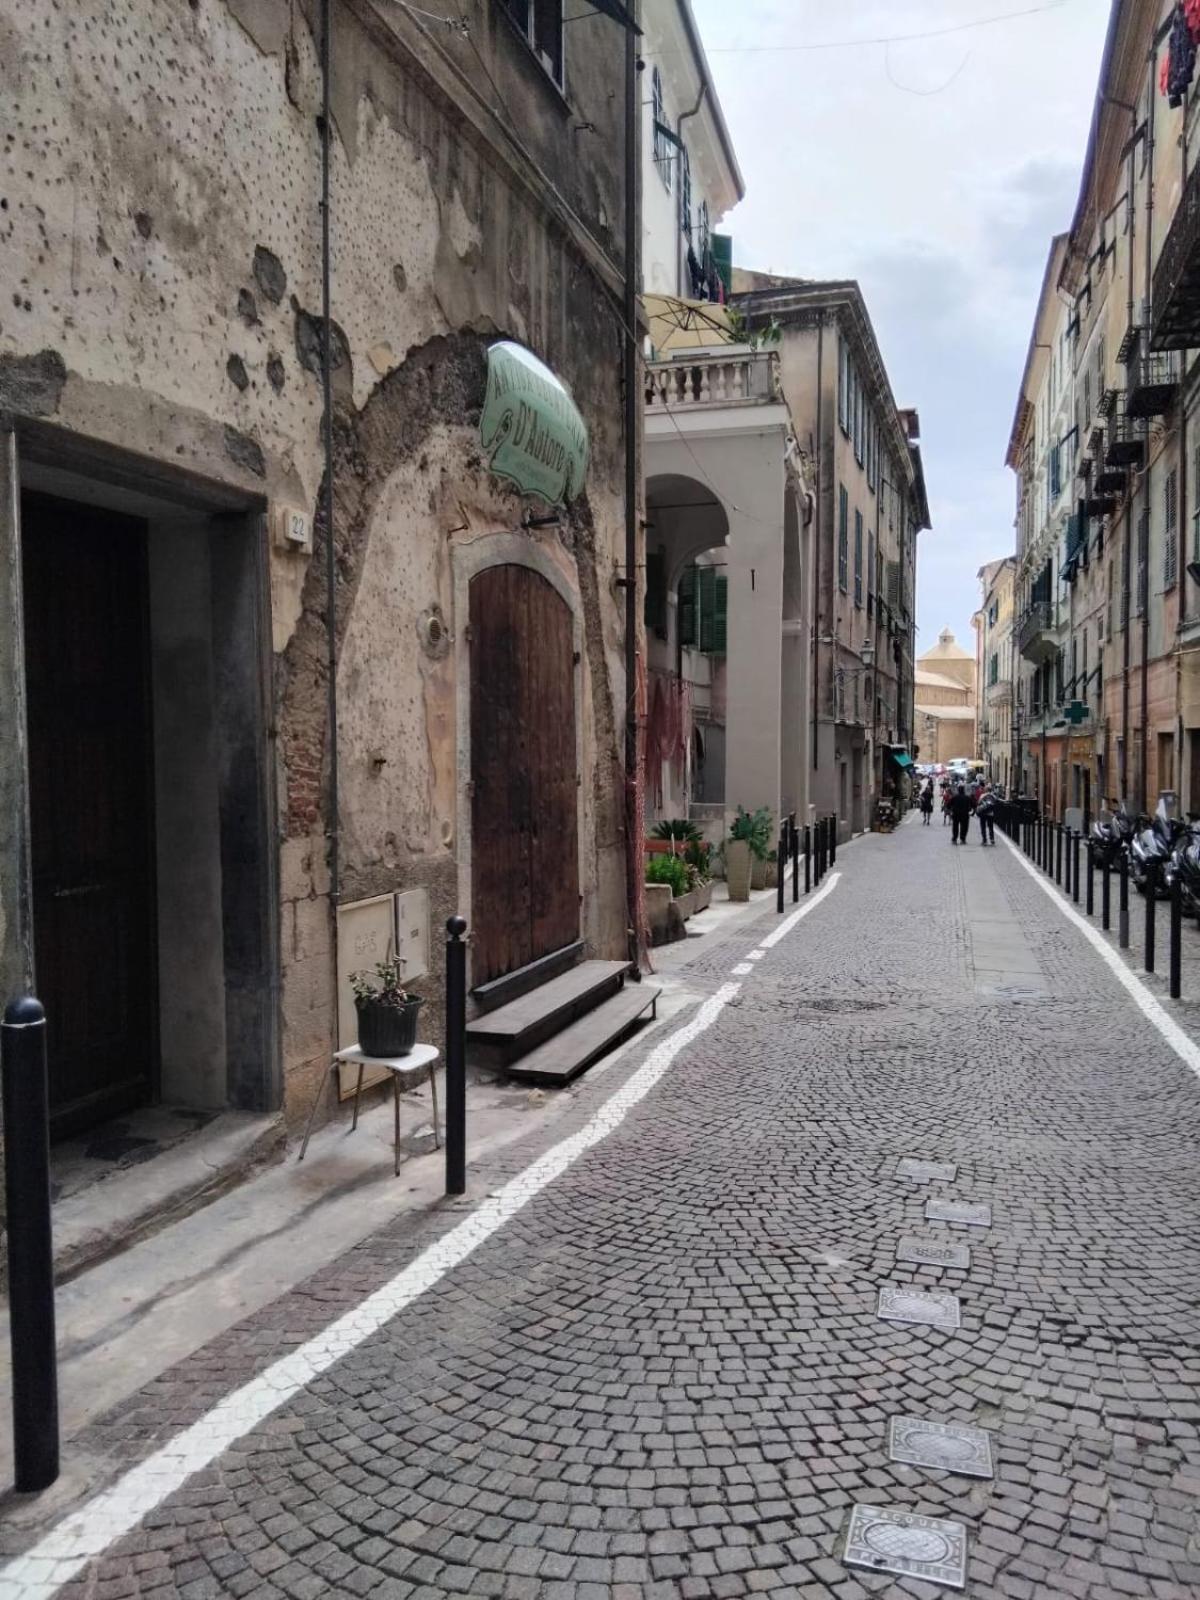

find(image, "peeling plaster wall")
[0,0,631,1128]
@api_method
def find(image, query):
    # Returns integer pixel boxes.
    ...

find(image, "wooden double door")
[21,492,157,1135]
[469,565,579,988]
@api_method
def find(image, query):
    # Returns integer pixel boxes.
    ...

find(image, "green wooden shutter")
[678,566,697,647]
[697,565,717,652]
[712,574,728,655]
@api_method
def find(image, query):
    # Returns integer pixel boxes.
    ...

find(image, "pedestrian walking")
[977,784,996,846]
[949,782,973,845]
[919,779,934,825]
[941,780,952,826]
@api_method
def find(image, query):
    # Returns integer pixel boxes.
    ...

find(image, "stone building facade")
[0,0,637,1139]
[1007,0,1200,823]
[731,276,930,839]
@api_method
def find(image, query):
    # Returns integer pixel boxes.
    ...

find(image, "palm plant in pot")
[350,957,423,1057]
[727,806,773,899]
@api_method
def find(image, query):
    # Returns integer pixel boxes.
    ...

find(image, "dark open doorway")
[22,492,158,1136]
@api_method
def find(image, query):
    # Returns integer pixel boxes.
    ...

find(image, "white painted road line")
[0,982,743,1600]
[1002,834,1200,1082]
[760,870,842,949]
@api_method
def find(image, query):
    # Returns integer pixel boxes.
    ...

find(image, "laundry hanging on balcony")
[1162,4,1197,106]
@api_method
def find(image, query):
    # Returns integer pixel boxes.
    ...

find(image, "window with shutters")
[651,66,671,189]
[694,566,727,656]
[677,565,696,646]
[853,510,863,607]
[680,146,692,238]
[854,377,864,466]
[1136,506,1149,616]
[838,485,849,592]
[867,532,875,617]
[838,341,849,435]
[1082,631,1089,706]
[1164,466,1178,590]
[697,200,710,260]
[1083,370,1092,429]
[988,653,998,687]
[644,548,667,638]
[499,0,565,87]
[1049,444,1061,503]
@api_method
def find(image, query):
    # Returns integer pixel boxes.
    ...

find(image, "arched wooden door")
[469,565,579,987]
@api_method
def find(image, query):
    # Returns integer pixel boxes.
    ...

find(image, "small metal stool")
[298,1043,441,1175]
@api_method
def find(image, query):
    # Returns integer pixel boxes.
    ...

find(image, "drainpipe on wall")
[812,321,824,787]
[321,0,341,917]
[623,3,644,968]
[1140,47,1155,812]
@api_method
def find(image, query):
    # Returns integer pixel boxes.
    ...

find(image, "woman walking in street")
[920,779,935,825]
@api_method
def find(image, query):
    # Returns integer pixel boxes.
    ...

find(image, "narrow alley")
[3,819,1199,1599]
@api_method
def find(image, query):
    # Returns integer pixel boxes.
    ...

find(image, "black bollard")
[444,917,468,1197]
[1171,870,1183,1000]
[1102,851,1111,930]
[776,834,786,913]
[1072,832,1081,905]
[2,996,59,1492]
[791,814,799,904]
[1055,824,1063,887]
[818,818,826,883]
[804,824,811,894]
[829,816,837,866]
[1119,852,1130,949]
[1064,830,1072,897]
[1086,839,1095,917]
[1145,862,1157,973]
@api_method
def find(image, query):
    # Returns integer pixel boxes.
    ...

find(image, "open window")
[498,0,564,87]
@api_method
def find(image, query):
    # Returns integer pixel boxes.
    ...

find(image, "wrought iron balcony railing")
[1017,600,1057,664]
[1128,349,1179,417]
[1105,397,1146,470]
[1153,154,1200,350]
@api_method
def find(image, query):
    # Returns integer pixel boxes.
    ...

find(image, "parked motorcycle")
[1130,795,1184,898]
[1090,803,1139,868]
[1174,823,1200,917]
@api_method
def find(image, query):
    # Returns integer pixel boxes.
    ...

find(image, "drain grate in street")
[897,1234,971,1269]
[926,1198,991,1228]
[897,1157,958,1183]
[877,1284,961,1331]
[843,1504,968,1590]
[887,1416,994,1479]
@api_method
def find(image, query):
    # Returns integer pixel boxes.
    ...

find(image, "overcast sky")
[690,0,1111,656]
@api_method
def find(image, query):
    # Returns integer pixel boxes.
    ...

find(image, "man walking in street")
[977,784,996,846]
[949,781,973,845]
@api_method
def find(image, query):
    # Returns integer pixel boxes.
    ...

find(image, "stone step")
[466,959,633,1063]
[504,984,660,1085]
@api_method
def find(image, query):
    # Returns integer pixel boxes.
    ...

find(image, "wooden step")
[466,959,632,1061]
[505,984,660,1084]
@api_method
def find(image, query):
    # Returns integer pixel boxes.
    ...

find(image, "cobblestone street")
[5,817,1200,1599]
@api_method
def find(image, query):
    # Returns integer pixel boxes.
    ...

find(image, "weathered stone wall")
[0,0,632,1128]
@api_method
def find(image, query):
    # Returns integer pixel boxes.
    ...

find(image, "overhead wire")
[706,0,1070,55]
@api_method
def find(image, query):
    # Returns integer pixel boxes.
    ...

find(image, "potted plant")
[725,808,756,901]
[350,958,423,1057]
[646,852,690,943]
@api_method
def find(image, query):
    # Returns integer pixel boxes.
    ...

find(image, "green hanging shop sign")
[480,340,589,507]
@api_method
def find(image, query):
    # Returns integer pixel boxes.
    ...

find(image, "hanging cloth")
[1186,0,1200,41]
[1167,4,1195,106]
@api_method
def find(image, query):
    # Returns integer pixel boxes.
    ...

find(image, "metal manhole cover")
[897,1234,971,1269]
[877,1285,961,1331]
[844,1504,968,1589]
[926,1198,991,1228]
[888,1416,994,1478]
[897,1158,958,1183]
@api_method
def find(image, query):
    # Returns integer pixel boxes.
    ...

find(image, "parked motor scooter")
[1130,794,1184,898]
[1091,802,1138,868]
[1174,822,1200,917]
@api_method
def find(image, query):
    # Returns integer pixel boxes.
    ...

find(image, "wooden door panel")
[469,564,579,988]
[21,492,157,1133]
[526,576,578,960]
